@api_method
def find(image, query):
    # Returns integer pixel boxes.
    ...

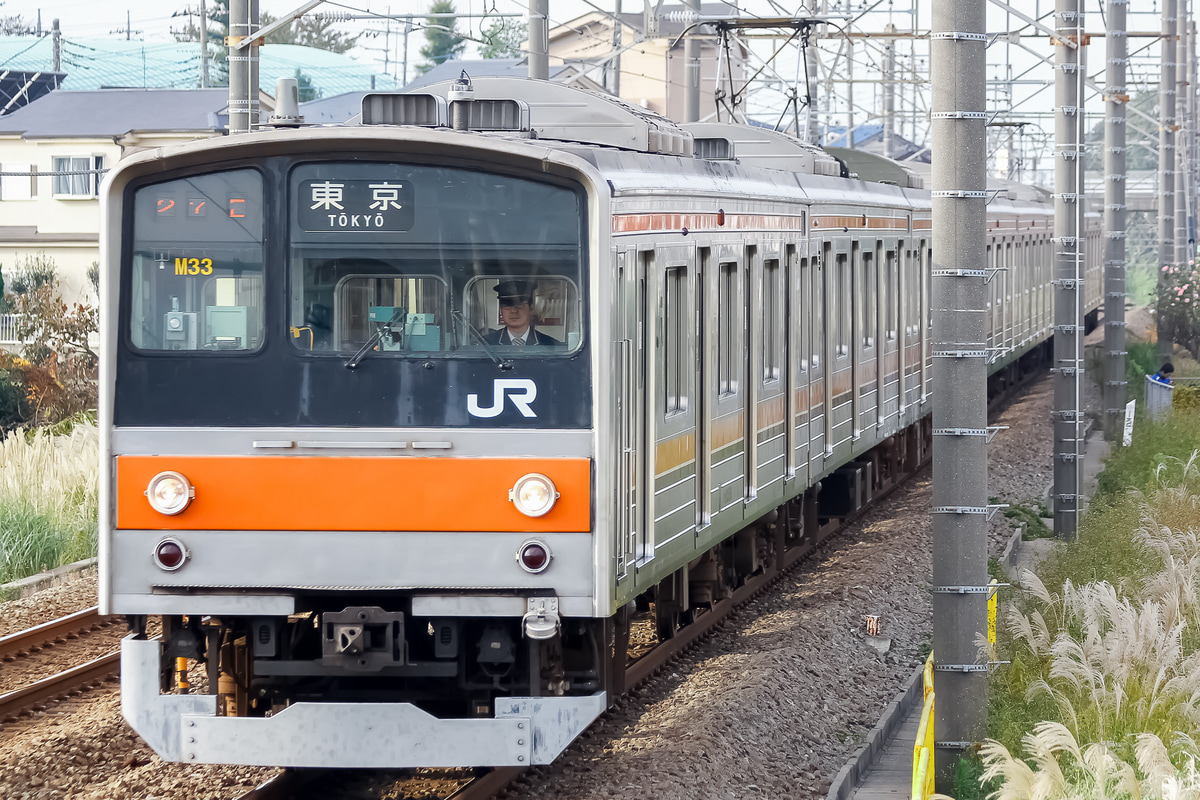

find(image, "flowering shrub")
[1156,258,1200,358]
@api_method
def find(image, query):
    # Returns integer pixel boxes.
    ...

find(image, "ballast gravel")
[0,373,1062,800]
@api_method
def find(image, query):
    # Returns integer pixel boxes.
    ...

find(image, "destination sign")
[297,179,415,233]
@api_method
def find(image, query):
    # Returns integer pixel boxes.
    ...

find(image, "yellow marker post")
[988,578,998,646]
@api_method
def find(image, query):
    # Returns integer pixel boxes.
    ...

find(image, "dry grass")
[981,454,1200,799]
[0,422,97,586]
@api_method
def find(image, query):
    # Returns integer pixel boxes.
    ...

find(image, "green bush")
[0,501,95,585]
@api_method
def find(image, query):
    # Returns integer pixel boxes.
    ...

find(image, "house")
[0,37,400,106]
[824,123,928,163]
[545,4,748,123]
[0,88,232,303]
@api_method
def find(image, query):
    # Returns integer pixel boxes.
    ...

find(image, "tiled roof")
[0,36,398,97]
[0,88,229,137]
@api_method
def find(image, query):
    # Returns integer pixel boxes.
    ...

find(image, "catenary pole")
[200,0,209,88]
[1052,0,1084,538]
[930,0,989,787]
[1103,0,1129,441]
[249,0,260,130]
[1177,2,1190,269]
[805,39,820,143]
[684,0,700,121]
[529,0,549,79]
[228,0,250,133]
[883,24,895,159]
[1159,0,1178,361]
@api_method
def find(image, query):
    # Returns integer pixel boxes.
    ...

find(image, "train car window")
[718,262,738,396]
[664,265,688,415]
[331,274,447,352]
[128,169,265,352]
[762,259,781,382]
[862,249,876,349]
[288,161,584,357]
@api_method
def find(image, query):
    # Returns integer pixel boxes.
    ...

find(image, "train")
[99,76,1102,768]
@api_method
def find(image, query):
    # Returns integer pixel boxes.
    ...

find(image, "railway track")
[0,607,121,724]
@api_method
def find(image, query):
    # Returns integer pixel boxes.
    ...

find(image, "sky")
[0,0,1176,176]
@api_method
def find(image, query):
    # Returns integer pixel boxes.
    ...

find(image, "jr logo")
[467,379,538,418]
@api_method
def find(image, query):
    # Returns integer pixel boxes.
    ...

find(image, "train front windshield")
[120,160,590,429]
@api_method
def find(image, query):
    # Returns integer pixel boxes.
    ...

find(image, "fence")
[0,314,21,345]
[911,653,935,800]
[1145,376,1200,422]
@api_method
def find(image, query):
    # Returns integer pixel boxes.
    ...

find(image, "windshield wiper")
[454,310,513,371]
[345,308,406,369]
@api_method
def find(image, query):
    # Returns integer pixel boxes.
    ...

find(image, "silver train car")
[99,77,1102,769]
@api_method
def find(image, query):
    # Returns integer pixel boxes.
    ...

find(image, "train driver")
[484,280,562,346]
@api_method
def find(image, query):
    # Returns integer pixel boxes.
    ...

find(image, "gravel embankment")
[0,373,1062,800]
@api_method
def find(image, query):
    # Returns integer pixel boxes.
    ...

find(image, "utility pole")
[1052,0,1084,538]
[229,0,250,133]
[52,19,60,72]
[402,16,411,85]
[930,0,989,788]
[200,0,210,88]
[1103,0,1129,441]
[1159,0,1178,361]
[529,0,549,79]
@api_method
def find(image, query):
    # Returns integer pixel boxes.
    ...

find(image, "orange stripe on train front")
[116,456,591,533]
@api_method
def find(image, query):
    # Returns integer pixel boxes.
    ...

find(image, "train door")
[615,248,651,575]
[745,245,760,503]
[696,246,712,529]
[880,239,898,433]
[856,239,879,439]
[752,245,787,508]
[710,247,746,528]
[810,244,826,473]
[652,246,699,553]
[786,244,809,486]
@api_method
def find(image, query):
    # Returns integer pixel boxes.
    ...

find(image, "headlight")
[145,471,194,516]
[509,473,558,518]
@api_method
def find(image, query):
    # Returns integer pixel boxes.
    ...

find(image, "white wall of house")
[0,131,220,306]
[547,13,745,122]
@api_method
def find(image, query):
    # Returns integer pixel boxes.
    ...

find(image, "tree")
[172,0,229,86]
[294,68,321,102]
[260,11,358,53]
[6,256,97,425]
[417,0,466,74]
[0,11,35,35]
[479,17,524,59]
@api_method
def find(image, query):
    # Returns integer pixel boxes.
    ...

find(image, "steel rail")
[0,606,112,662]
[0,652,120,721]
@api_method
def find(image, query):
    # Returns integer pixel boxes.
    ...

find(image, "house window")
[52,155,103,197]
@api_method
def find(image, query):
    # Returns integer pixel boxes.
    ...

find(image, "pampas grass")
[982,454,1200,800]
[0,422,97,585]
